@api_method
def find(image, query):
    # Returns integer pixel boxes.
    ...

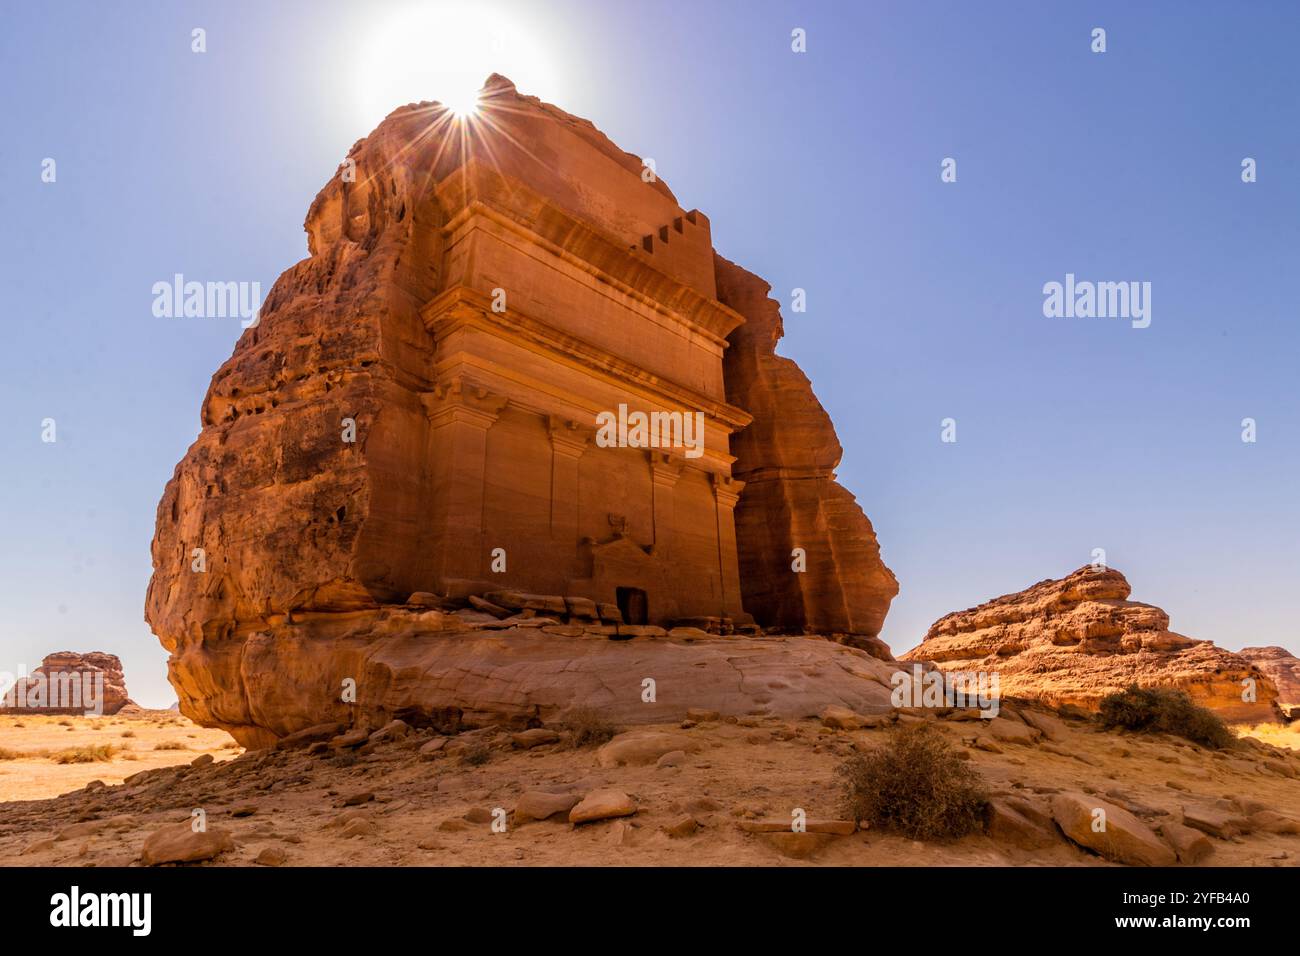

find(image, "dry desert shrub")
[1097,685,1235,750]
[0,747,20,761]
[837,722,988,841]
[460,741,492,766]
[153,740,188,751]
[52,744,116,764]
[557,707,619,749]
[120,730,135,738]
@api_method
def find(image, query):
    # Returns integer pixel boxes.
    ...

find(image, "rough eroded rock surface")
[902,566,1280,722]
[145,76,895,745]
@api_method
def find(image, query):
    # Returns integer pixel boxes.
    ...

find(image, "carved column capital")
[547,415,594,459]
[422,375,509,429]
[648,450,685,487]
[710,472,744,509]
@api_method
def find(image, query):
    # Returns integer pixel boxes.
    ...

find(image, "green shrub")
[836,722,988,841]
[1097,685,1235,750]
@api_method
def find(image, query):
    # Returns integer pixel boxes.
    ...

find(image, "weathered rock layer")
[901,566,1280,722]
[166,607,902,749]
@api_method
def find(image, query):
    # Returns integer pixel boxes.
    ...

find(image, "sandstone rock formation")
[0,651,133,715]
[901,566,1281,722]
[716,256,898,637]
[145,76,895,745]
[1240,646,1300,710]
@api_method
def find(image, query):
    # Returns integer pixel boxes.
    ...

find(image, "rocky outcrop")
[901,566,1280,722]
[0,652,133,715]
[1239,646,1300,709]
[145,76,897,745]
[165,606,903,749]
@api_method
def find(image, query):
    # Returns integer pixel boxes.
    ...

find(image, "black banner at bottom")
[0,864,1280,941]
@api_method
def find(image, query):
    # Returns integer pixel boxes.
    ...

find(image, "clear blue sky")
[2,1,1297,706]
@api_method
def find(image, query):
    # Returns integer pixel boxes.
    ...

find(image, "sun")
[356,1,561,125]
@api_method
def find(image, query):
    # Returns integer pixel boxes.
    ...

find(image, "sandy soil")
[0,712,239,802]
[1,705,1297,867]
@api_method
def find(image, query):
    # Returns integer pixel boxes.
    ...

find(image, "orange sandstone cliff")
[144,77,896,747]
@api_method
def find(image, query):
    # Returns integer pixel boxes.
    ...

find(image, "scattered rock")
[1159,822,1214,864]
[663,816,700,838]
[596,731,698,768]
[141,824,234,866]
[340,818,377,838]
[1050,792,1176,866]
[1247,810,1300,835]
[418,736,448,756]
[987,717,1040,745]
[1020,709,1068,741]
[330,728,370,749]
[515,791,581,824]
[368,719,411,744]
[656,750,687,769]
[255,846,287,866]
[276,723,347,750]
[758,832,836,859]
[820,705,865,730]
[510,728,560,749]
[569,789,637,824]
[1181,805,1249,840]
[985,798,1061,850]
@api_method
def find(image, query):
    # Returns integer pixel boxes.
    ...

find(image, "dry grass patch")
[51,744,117,764]
[557,707,619,749]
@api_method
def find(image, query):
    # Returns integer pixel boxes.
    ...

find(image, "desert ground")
[2,703,1298,867]
[0,711,239,803]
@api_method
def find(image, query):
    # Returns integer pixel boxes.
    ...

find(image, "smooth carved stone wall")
[902,566,1281,722]
[146,76,897,744]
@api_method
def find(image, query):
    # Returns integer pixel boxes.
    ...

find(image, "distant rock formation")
[1240,646,1300,710]
[0,652,133,715]
[901,566,1281,723]
[144,77,895,746]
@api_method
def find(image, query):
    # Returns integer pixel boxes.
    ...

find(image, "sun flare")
[356,1,560,126]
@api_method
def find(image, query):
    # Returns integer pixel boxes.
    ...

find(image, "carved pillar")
[648,451,684,562]
[547,416,592,560]
[711,473,746,619]
[422,376,508,586]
